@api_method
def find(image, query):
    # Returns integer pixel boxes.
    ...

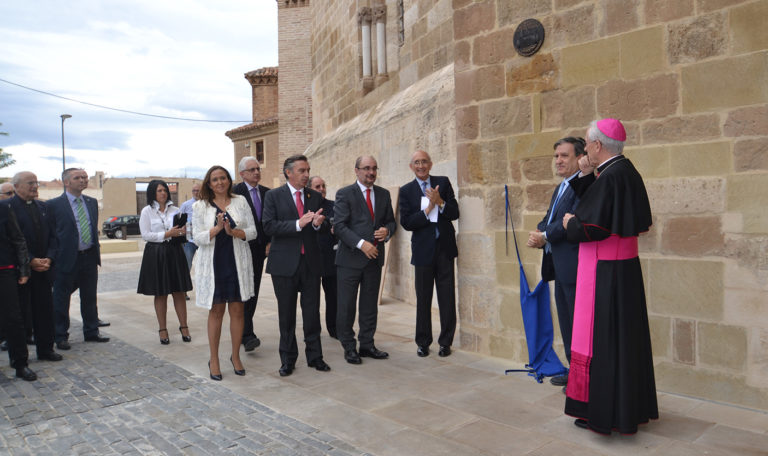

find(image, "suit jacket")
[398,175,459,266]
[318,198,337,277]
[262,184,328,277]
[48,192,101,274]
[0,202,30,276]
[333,182,396,269]
[9,196,56,282]
[233,182,270,259]
[537,177,579,285]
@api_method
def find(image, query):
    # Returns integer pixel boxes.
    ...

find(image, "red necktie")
[295,190,305,254]
[366,188,377,246]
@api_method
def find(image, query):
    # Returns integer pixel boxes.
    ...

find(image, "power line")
[0,77,250,123]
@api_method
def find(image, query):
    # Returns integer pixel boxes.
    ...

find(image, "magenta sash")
[566,235,639,402]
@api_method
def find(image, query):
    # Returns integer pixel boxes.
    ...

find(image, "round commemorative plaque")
[513,19,545,57]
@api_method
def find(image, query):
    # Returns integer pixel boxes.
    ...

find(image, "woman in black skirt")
[137,179,193,344]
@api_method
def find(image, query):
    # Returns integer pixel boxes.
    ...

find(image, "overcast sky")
[0,0,278,181]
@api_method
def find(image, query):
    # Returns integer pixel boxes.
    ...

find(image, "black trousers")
[553,276,576,363]
[271,256,323,366]
[18,270,55,356]
[242,253,266,343]
[414,244,457,348]
[53,247,99,342]
[0,269,29,368]
[321,274,337,337]
[336,261,380,352]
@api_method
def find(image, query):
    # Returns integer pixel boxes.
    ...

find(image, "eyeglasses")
[356,166,379,172]
[23,181,40,187]
[1,191,13,196]
[244,167,261,173]
[412,160,430,166]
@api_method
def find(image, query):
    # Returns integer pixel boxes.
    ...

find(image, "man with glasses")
[0,182,14,200]
[9,171,62,362]
[333,156,396,364]
[399,150,459,358]
[234,156,270,352]
[48,168,109,350]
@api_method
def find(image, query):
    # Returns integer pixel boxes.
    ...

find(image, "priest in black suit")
[262,155,330,377]
[9,171,62,362]
[233,156,270,352]
[398,150,459,358]
[333,156,396,364]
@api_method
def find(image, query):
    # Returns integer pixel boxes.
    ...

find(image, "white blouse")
[139,201,181,243]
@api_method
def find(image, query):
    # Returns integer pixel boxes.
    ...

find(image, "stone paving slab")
[0,323,368,455]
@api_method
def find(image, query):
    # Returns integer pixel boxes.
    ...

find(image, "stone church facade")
[267,0,768,411]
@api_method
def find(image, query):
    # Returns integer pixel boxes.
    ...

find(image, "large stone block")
[472,27,516,66]
[475,64,507,101]
[724,104,768,137]
[648,258,724,320]
[619,26,665,79]
[457,139,509,185]
[521,157,555,182]
[645,0,694,23]
[596,73,678,121]
[662,215,724,256]
[624,145,671,179]
[649,315,671,359]
[499,288,524,332]
[497,0,552,27]
[734,138,768,172]
[642,114,721,144]
[645,177,725,214]
[550,4,597,48]
[479,97,532,139]
[458,275,497,327]
[458,192,485,231]
[669,141,732,176]
[526,183,557,212]
[453,1,495,40]
[727,174,768,234]
[508,131,565,161]
[523,213,545,231]
[723,233,768,270]
[560,38,620,88]
[724,288,768,328]
[748,328,768,388]
[603,0,639,35]
[731,0,768,54]
[698,322,748,371]
[540,87,596,131]
[682,53,768,113]
[673,318,696,365]
[668,12,728,65]
[698,0,751,12]
[506,53,558,97]
[454,40,472,73]
[655,361,768,411]
[456,105,479,141]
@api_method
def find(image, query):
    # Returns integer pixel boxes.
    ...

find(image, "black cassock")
[564,156,658,435]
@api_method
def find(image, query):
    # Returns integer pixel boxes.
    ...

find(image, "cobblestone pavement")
[0,325,366,455]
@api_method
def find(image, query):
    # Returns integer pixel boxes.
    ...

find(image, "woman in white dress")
[193,166,256,380]
[137,179,192,345]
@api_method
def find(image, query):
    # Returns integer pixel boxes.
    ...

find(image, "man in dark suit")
[262,155,330,377]
[526,137,584,388]
[49,168,109,349]
[398,150,459,358]
[234,156,270,352]
[333,156,396,365]
[10,171,62,361]
[309,176,338,338]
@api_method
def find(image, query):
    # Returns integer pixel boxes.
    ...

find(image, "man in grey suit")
[48,168,109,349]
[262,155,330,377]
[334,156,396,364]
[527,137,584,389]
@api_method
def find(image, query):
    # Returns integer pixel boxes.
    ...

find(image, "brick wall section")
[278,0,313,164]
[453,0,768,410]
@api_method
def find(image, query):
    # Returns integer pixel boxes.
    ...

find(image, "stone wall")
[454,0,768,410]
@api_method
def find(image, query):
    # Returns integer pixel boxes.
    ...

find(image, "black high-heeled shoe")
[230,356,245,376]
[159,329,169,345]
[208,361,222,381]
[179,326,191,343]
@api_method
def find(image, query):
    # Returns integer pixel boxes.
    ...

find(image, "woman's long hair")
[199,165,234,204]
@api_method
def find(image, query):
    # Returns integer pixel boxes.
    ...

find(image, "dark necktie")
[250,187,261,220]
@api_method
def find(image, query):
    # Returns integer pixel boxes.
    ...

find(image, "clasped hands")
[424,185,443,213]
[298,208,325,229]
[526,230,546,248]
[361,226,389,260]
[213,212,244,239]
[167,225,186,239]
[30,257,52,272]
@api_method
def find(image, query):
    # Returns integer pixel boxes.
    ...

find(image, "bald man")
[0,182,15,200]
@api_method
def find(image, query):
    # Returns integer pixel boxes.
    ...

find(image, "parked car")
[103,215,140,239]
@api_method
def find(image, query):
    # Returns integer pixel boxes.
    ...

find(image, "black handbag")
[170,213,187,245]
[541,250,555,282]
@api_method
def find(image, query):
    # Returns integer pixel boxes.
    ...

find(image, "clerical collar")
[597,155,624,174]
